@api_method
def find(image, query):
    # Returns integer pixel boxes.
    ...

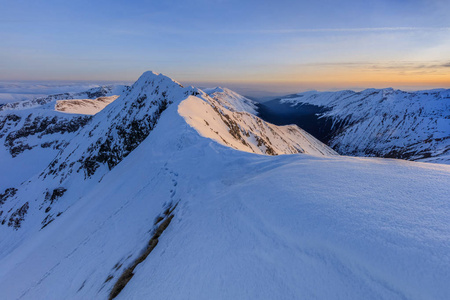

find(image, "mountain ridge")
[0,71,449,300]
[0,71,334,235]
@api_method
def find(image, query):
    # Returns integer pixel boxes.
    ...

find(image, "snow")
[0,93,47,105]
[0,108,90,192]
[0,86,126,191]
[0,85,127,112]
[179,95,337,156]
[0,72,449,300]
[204,86,258,114]
[0,81,129,105]
[279,88,450,164]
[55,95,119,115]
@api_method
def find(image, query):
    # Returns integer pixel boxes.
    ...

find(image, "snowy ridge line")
[0,71,195,232]
[204,87,258,114]
[179,95,337,156]
[0,70,336,232]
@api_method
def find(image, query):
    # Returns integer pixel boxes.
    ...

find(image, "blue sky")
[1,0,449,93]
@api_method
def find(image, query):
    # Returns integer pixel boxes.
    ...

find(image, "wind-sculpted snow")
[0,70,335,235]
[279,88,450,164]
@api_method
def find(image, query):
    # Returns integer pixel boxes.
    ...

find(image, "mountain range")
[0,71,449,299]
[258,88,450,164]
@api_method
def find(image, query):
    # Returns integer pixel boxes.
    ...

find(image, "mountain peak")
[203,86,258,114]
[134,71,183,88]
[203,87,226,94]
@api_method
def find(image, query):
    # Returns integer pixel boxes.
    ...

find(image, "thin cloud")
[110,26,450,37]
[251,27,450,34]
[295,61,450,71]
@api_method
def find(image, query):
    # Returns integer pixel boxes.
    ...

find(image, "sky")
[1,0,449,95]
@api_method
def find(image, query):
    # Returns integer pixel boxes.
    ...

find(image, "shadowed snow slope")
[0,109,91,191]
[0,72,449,300]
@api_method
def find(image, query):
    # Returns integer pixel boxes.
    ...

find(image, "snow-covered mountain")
[258,88,450,164]
[0,71,333,232]
[55,95,120,115]
[204,87,258,114]
[179,95,336,156]
[0,72,449,300]
[0,85,127,112]
[0,85,126,192]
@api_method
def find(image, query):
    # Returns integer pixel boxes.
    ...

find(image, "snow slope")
[179,95,336,156]
[0,72,449,300]
[0,108,91,192]
[271,88,450,164]
[55,95,120,115]
[204,87,258,114]
[0,87,126,192]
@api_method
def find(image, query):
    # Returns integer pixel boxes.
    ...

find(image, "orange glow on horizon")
[187,65,450,91]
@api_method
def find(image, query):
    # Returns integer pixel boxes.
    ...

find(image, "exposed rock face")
[0,188,17,206]
[7,202,29,229]
[4,114,91,157]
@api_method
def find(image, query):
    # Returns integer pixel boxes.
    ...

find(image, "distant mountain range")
[258,88,450,164]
